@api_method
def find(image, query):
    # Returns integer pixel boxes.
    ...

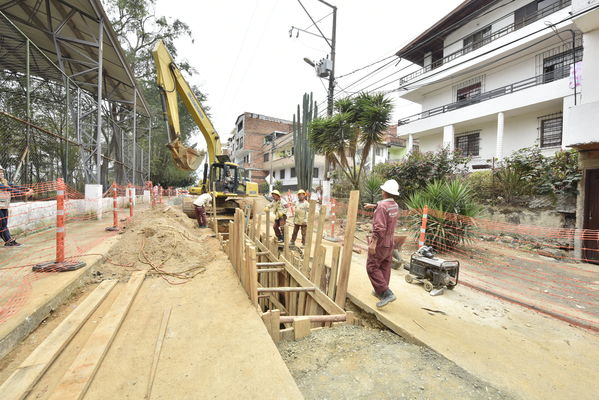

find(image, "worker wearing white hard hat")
[0,165,33,247]
[363,179,400,308]
[291,189,308,246]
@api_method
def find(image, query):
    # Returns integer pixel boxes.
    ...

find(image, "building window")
[455,131,480,156]
[263,153,269,162]
[279,169,285,179]
[313,168,319,178]
[375,147,382,156]
[538,113,563,148]
[290,167,296,178]
[463,26,491,53]
[456,82,482,103]
[237,120,243,132]
[514,1,539,30]
[542,47,583,83]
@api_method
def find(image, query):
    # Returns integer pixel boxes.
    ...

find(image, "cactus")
[292,93,318,192]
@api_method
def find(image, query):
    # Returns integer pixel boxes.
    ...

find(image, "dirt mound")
[98,206,216,282]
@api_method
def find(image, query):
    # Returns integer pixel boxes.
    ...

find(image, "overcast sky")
[154,0,463,146]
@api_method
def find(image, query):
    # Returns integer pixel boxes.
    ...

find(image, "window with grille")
[263,153,269,162]
[457,82,482,102]
[542,47,583,83]
[279,169,285,179]
[455,131,480,156]
[313,168,319,178]
[463,26,492,53]
[539,113,562,148]
[290,168,296,178]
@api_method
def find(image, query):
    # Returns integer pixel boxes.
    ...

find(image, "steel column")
[132,90,137,186]
[95,18,104,184]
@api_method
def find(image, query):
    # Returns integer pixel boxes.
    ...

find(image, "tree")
[106,0,207,188]
[309,93,393,190]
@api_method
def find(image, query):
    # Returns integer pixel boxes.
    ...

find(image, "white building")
[396,0,583,169]
[395,0,599,261]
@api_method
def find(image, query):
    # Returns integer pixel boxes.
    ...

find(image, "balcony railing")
[398,65,573,126]
[399,0,571,85]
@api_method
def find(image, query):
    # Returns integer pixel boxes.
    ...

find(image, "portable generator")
[404,246,459,292]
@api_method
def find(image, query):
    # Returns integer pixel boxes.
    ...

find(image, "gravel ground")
[278,325,517,400]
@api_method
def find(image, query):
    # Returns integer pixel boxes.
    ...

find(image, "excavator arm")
[152,40,221,170]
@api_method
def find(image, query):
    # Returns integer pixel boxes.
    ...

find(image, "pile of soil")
[279,325,515,400]
[98,206,216,282]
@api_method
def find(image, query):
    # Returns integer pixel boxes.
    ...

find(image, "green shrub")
[273,180,283,192]
[464,170,494,201]
[545,149,581,196]
[494,166,530,202]
[361,173,384,204]
[374,148,470,202]
[405,180,481,251]
[259,182,270,194]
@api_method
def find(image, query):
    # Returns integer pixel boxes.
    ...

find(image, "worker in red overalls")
[365,179,400,308]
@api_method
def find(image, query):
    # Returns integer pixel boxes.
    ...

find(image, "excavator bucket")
[167,138,202,171]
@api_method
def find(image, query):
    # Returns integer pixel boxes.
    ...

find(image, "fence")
[329,196,599,332]
[0,179,148,325]
[0,12,150,192]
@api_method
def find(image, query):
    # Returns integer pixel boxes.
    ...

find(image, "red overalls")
[366,198,399,295]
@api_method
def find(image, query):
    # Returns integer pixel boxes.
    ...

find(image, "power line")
[335,54,396,79]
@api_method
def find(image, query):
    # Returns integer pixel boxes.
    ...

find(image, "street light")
[303,57,316,68]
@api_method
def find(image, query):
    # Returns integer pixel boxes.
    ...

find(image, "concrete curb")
[0,255,103,360]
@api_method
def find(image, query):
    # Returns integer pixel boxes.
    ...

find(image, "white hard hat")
[380,179,399,196]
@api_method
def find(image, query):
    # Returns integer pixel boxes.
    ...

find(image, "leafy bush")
[405,180,481,251]
[259,182,270,194]
[375,148,470,203]
[502,147,549,194]
[273,180,283,192]
[545,150,581,196]
[331,169,353,199]
[494,166,530,203]
[361,174,384,204]
[464,170,494,201]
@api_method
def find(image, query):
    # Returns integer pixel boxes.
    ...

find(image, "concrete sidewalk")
[345,250,599,400]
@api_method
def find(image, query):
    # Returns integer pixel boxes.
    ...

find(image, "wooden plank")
[257,268,285,273]
[293,317,311,340]
[327,246,341,299]
[283,314,347,324]
[283,224,290,259]
[247,246,258,307]
[280,327,295,341]
[301,200,317,274]
[271,309,281,344]
[212,183,218,233]
[288,278,298,317]
[307,246,327,317]
[254,239,345,316]
[258,287,315,293]
[334,190,360,308]
[313,205,327,261]
[265,210,271,245]
[228,221,234,262]
[0,280,118,400]
[145,307,172,400]
[47,271,146,400]
[261,311,272,337]
[257,262,285,267]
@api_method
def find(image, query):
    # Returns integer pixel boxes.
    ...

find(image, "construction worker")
[291,189,308,246]
[264,189,287,242]
[364,179,400,308]
[0,166,33,247]
[192,192,212,228]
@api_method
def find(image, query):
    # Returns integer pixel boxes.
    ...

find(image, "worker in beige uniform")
[264,189,287,242]
[291,189,308,246]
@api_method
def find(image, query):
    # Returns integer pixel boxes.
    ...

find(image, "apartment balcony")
[399,0,572,86]
[398,65,576,135]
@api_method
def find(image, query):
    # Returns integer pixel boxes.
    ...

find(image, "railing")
[399,0,571,85]
[398,65,572,126]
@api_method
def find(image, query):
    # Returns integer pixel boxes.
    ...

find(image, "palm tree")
[309,93,393,189]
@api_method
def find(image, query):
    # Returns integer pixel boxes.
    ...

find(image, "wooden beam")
[283,223,290,259]
[282,314,347,324]
[302,200,317,274]
[145,307,172,400]
[254,239,346,316]
[0,280,118,400]
[334,190,359,308]
[307,246,327,317]
[258,287,315,293]
[270,309,281,344]
[257,268,285,273]
[313,205,327,260]
[47,271,146,400]
[293,317,311,340]
[257,262,285,267]
[327,246,341,299]
[265,210,271,245]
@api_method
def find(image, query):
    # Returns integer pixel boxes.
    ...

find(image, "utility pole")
[320,0,337,117]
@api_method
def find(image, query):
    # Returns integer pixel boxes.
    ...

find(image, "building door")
[583,169,599,263]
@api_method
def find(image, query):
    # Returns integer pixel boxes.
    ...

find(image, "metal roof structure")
[0,0,148,115]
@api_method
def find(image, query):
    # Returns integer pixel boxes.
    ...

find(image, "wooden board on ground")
[47,271,146,400]
[145,307,172,399]
[0,280,118,400]
[334,190,359,308]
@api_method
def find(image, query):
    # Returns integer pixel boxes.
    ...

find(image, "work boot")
[371,290,382,299]
[376,289,396,308]
[5,240,23,247]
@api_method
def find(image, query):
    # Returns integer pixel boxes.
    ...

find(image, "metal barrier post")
[105,182,119,231]
[129,184,134,217]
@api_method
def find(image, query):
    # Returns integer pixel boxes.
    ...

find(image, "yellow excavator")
[152,40,258,217]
